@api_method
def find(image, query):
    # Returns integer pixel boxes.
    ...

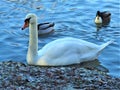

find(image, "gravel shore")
[0,61,120,90]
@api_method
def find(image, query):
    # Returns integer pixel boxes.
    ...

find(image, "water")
[0,0,120,77]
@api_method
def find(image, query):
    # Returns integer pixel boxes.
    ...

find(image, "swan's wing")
[37,37,100,65]
[37,37,112,66]
[39,37,99,52]
[38,37,99,58]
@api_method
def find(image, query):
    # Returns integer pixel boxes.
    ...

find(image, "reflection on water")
[0,0,120,77]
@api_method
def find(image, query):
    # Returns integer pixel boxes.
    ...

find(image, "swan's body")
[95,11,111,26]
[22,13,113,66]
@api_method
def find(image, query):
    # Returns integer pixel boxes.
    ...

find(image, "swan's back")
[38,37,99,54]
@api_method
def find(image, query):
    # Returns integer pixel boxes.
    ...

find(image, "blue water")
[0,0,120,77]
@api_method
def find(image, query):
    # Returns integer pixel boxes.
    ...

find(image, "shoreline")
[0,61,120,90]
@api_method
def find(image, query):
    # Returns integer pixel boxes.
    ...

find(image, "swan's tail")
[99,40,114,53]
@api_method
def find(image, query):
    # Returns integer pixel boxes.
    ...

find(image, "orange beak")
[22,21,29,30]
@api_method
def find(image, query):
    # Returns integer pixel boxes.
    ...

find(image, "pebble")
[0,61,120,90]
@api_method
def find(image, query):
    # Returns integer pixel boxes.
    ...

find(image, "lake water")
[0,0,120,77]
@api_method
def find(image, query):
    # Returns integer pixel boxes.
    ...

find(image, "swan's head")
[22,13,37,30]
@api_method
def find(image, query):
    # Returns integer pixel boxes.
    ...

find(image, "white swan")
[22,13,113,66]
[22,19,54,35]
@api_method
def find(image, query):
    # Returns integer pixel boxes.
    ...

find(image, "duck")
[22,19,54,35]
[94,11,111,26]
[21,13,113,66]
[37,22,54,35]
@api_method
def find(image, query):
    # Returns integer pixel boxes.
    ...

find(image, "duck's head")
[96,11,101,16]
[22,13,37,30]
[94,11,102,24]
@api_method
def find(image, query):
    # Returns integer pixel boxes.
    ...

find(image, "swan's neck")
[27,21,38,64]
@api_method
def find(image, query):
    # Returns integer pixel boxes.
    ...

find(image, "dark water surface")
[0,0,120,77]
